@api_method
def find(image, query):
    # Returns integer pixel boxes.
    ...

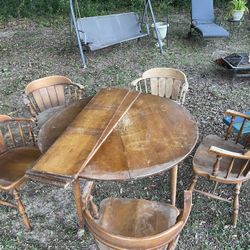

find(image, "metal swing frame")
[70,0,163,67]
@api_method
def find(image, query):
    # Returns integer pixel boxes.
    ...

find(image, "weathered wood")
[191,113,250,227]
[27,88,198,230]
[13,189,32,231]
[72,179,84,229]
[170,165,178,206]
[28,88,198,181]
[212,155,222,176]
[73,90,140,181]
[37,98,92,153]
[0,116,41,230]
[25,75,85,120]
[83,191,192,250]
[224,109,250,147]
[232,183,241,227]
[130,68,189,105]
[193,189,231,203]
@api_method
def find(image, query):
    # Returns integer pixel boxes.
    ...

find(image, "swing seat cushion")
[193,22,229,38]
[76,12,148,51]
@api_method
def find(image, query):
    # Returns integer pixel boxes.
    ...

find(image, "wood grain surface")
[28,88,198,181]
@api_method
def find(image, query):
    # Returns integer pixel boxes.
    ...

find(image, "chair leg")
[13,189,32,231]
[189,174,198,192]
[170,165,178,206]
[167,235,180,250]
[72,178,85,229]
[232,183,241,227]
[212,181,218,194]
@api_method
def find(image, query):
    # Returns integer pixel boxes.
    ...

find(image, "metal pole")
[69,0,87,67]
[142,0,150,34]
[147,0,164,53]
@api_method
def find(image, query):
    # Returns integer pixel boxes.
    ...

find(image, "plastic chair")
[190,0,229,38]
[0,115,41,230]
[130,68,189,105]
[82,182,192,250]
[24,75,84,127]
[189,110,250,227]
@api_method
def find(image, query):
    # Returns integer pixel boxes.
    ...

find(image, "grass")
[0,8,250,249]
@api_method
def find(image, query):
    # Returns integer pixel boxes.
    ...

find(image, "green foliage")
[1,0,247,19]
[0,0,68,19]
[229,0,249,12]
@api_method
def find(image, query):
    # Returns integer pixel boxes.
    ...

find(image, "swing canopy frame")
[70,0,163,67]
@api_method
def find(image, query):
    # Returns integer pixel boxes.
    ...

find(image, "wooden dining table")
[27,87,198,228]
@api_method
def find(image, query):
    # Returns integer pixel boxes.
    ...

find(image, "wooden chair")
[130,68,189,105]
[24,75,84,127]
[0,115,41,230]
[189,109,250,227]
[223,110,250,138]
[82,182,192,250]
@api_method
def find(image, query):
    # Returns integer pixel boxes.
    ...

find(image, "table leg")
[72,178,84,229]
[170,165,178,206]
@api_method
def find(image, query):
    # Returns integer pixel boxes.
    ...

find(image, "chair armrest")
[225,109,250,120]
[72,82,85,90]
[209,146,250,160]
[130,78,143,87]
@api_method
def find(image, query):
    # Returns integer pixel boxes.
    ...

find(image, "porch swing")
[70,0,163,67]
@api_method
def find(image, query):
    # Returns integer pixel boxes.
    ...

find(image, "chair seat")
[193,135,249,182]
[96,198,179,238]
[0,147,41,189]
[194,23,229,38]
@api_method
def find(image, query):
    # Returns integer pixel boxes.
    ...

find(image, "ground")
[0,11,250,250]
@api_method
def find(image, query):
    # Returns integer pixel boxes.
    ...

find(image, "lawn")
[0,10,249,250]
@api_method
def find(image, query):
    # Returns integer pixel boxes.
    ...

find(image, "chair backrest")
[84,191,192,249]
[132,68,188,105]
[191,0,215,23]
[25,75,82,115]
[0,115,35,153]
[225,110,250,148]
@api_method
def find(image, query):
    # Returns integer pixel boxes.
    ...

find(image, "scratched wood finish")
[28,88,198,181]
[190,110,250,227]
[24,75,85,117]
[130,68,189,105]
[38,98,92,153]
[0,115,41,230]
[83,185,192,250]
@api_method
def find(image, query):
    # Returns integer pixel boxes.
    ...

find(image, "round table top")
[32,88,198,181]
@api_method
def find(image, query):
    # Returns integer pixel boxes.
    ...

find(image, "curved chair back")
[25,75,83,115]
[0,115,35,152]
[191,0,214,24]
[131,68,188,105]
[84,191,192,250]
